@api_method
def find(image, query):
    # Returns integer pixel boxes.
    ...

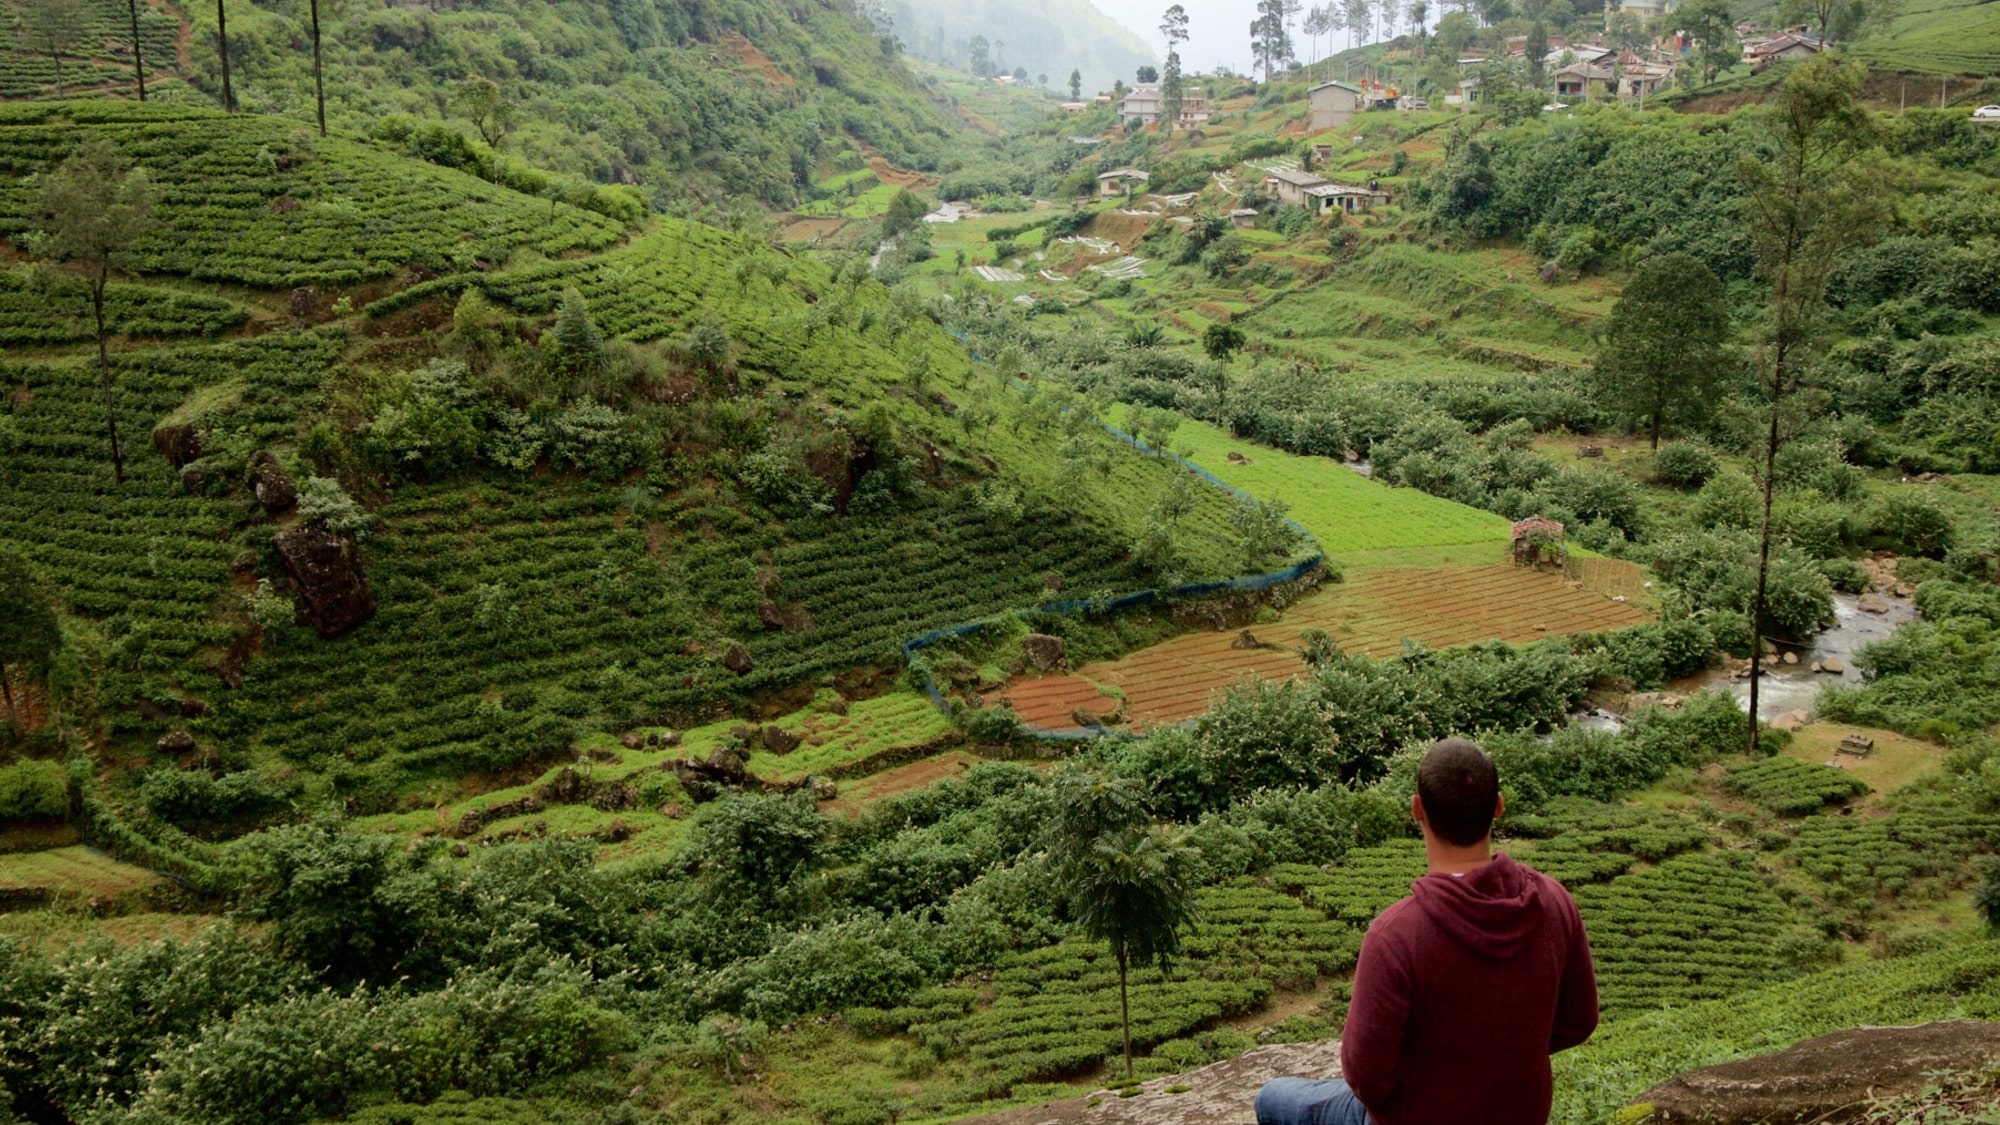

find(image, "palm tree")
[1045,770,1200,1081]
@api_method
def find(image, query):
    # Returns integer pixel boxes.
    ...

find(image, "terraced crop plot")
[0,103,627,288]
[1721,757,1871,816]
[1573,851,1793,1018]
[873,881,1361,1098]
[1005,565,1650,730]
[0,0,179,98]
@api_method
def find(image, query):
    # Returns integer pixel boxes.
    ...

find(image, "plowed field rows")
[1005,565,1651,731]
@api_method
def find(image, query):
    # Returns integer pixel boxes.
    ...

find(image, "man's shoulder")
[1364,894,1424,942]
[1510,858,1583,908]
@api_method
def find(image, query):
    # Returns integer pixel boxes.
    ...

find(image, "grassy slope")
[1130,408,1514,559]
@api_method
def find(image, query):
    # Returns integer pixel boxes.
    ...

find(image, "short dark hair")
[1417,738,1499,847]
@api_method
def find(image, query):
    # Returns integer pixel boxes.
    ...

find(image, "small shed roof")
[1309,80,1364,94]
[1229,208,1259,217]
[1097,168,1150,181]
[1266,168,1330,188]
[1511,516,1567,539]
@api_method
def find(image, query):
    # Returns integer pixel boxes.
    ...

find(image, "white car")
[1973,105,2000,120]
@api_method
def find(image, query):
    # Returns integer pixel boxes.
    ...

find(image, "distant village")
[994,11,1835,220]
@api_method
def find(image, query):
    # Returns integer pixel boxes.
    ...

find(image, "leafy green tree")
[453,75,517,146]
[20,0,89,95]
[1202,322,1245,361]
[0,548,60,744]
[1679,0,1735,84]
[1433,10,1476,58]
[31,138,157,485]
[1252,0,1294,81]
[1137,64,1159,83]
[1976,856,2000,932]
[1069,68,1082,98]
[1605,9,1648,52]
[1595,253,1733,450]
[1739,55,1879,749]
[1229,493,1302,571]
[679,792,825,909]
[882,188,929,238]
[967,35,993,77]
[549,287,603,381]
[1044,770,1199,1080]
[1161,49,1185,129]
[239,821,424,982]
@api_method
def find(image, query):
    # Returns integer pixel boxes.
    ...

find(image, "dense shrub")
[1874,491,1957,558]
[1653,442,1719,489]
[139,769,291,827]
[0,758,67,820]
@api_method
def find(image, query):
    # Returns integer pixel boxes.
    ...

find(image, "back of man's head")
[1417,738,1500,847]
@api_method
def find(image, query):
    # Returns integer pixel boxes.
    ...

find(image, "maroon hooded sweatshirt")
[1339,852,1598,1125]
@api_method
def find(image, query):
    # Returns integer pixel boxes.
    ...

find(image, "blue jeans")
[1254,1077,1374,1125]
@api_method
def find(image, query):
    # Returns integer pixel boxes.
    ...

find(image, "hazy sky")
[1088,0,1368,77]
[1087,0,1276,77]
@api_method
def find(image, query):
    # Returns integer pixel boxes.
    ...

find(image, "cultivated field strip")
[1007,565,1651,730]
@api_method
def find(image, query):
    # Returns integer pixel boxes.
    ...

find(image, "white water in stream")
[1676,591,1919,722]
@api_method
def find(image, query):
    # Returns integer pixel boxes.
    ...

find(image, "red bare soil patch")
[846,138,931,189]
[1002,675,1121,730]
[717,31,794,87]
[1060,565,1652,730]
[824,750,987,816]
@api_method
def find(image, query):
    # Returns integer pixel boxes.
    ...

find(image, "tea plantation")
[3,8,2000,1122]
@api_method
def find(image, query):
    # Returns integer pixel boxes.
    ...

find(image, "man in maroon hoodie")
[1254,738,1599,1125]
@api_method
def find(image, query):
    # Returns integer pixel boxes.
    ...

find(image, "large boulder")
[1023,633,1065,671]
[248,452,297,513]
[1629,1021,2000,1124]
[152,422,203,469]
[722,642,754,675]
[273,526,376,637]
[675,747,752,802]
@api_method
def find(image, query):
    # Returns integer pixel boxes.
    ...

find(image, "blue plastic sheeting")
[919,329,1325,740]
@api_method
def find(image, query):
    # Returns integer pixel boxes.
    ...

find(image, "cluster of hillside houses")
[1073,17,1826,221]
[1088,18,1826,127]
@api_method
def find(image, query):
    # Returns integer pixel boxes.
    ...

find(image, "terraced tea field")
[1004,564,1653,730]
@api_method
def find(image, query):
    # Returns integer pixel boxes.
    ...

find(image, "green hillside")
[0,0,961,206]
[1849,0,2000,75]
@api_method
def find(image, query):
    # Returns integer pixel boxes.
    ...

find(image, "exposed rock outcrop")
[152,422,203,469]
[1023,633,1065,671]
[248,452,297,513]
[675,746,752,802]
[956,1040,1343,1125]
[273,526,375,637]
[1628,1021,2000,1124]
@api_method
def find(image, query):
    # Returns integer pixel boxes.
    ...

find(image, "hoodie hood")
[1409,852,1545,961]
